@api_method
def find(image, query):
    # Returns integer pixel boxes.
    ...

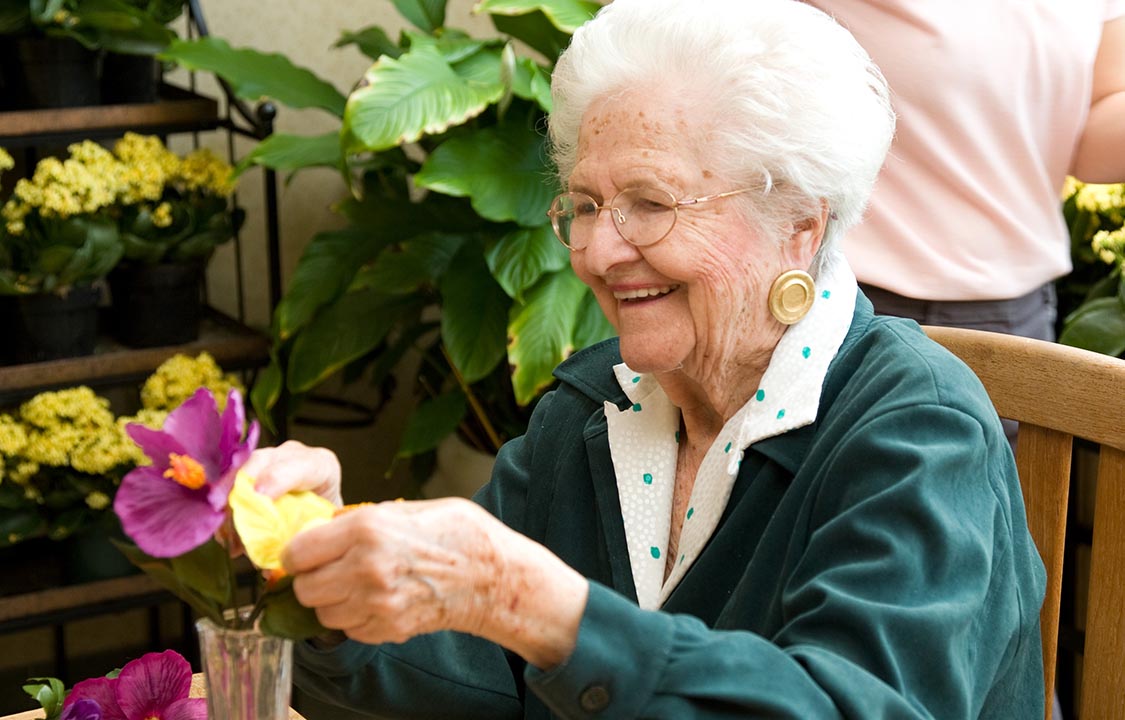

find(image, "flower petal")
[161,698,208,720]
[115,466,224,557]
[60,698,105,720]
[230,471,335,570]
[64,677,124,720]
[114,650,192,719]
[162,388,223,476]
[125,424,187,472]
[218,388,247,466]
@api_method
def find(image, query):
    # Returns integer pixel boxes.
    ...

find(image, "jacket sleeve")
[290,394,561,718]
[524,403,1045,719]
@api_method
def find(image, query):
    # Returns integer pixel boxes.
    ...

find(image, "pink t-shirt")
[807,0,1125,300]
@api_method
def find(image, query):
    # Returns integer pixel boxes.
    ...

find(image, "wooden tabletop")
[0,674,306,719]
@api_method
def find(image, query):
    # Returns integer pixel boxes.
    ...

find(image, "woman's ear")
[786,200,829,267]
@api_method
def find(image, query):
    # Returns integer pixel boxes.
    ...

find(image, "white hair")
[548,0,895,277]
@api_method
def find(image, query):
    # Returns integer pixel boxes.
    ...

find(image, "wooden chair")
[922,326,1125,720]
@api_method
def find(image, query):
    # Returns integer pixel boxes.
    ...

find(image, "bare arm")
[1071,15,1125,182]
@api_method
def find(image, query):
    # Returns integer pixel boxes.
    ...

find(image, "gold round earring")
[768,269,816,325]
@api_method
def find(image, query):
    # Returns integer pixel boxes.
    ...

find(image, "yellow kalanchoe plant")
[1059,177,1125,357]
[0,352,242,546]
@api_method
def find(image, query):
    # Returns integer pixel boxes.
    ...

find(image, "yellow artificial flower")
[86,491,111,510]
[0,147,13,173]
[229,471,337,572]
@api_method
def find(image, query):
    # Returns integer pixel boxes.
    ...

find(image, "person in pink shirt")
[805,4,1125,717]
[805,1,1125,343]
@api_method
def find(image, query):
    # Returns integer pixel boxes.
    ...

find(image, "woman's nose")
[580,206,642,274]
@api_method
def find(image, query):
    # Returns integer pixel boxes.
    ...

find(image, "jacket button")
[579,684,610,712]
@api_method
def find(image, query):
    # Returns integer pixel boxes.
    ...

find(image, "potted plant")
[1058,177,1125,358]
[0,352,242,586]
[160,0,609,492]
[0,141,124,363]
[0,0,180,108]
[107,132,243,348]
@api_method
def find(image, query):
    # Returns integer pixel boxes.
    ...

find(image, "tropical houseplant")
[161,0,611,486]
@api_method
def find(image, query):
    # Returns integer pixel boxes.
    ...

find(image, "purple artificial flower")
[62,650,206,720]
[115,388,259,557]
[60,699,103,720]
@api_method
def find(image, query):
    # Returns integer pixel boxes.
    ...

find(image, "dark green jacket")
[295,295,1046,719]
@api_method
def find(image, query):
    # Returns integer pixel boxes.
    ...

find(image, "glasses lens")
[550,192,598,249]
[615,187,677,246]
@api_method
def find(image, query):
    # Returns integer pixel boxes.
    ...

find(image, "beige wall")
[172,0,496,500]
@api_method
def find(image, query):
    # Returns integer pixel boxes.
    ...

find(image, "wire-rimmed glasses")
[547,186,761,250]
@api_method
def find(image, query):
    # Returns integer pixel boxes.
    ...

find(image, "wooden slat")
[1015,424,1072,718]
[1080,446,1125,719]
[922,326,1125,451]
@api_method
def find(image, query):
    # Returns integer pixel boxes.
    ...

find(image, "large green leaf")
[343,46,502,153]
[414,121,556,227]
[509,56,552,112]
[440,244,511,383]
[160,37,347,117]
[490,10,570,61]
[485,224,568,301]
[235,132,343,177]
[405,29,490,64]
[335,26,403,61]
[393,0,447,33]
[1059,297,1125,357]
[351,232,467,296]
[476,0,600,33]
[571,288,614,351]
[397,390,467,457]
[288,292,421,393]
[508,268,587,404]
[275,227,389,341]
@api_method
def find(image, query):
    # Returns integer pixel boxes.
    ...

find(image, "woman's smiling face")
[567,92,807,383]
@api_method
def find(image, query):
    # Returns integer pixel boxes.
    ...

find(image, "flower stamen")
[164,453,207,490]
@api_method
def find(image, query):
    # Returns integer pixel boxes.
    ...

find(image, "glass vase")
[196,612,294,720]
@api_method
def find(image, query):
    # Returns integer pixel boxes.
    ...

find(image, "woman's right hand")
[239,440,344,506]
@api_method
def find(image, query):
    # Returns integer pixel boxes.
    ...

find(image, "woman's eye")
[574,201,598,218]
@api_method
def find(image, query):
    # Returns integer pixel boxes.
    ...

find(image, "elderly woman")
[244,0,1046,717]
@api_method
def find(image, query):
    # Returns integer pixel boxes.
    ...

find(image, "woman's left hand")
[282,497,589,669]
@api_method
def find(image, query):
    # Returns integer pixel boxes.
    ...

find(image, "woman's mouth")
[612,285,679,302]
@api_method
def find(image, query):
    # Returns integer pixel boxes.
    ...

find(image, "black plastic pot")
[0,35,100,110]
[109,262,204,347]
[0,285,102,364]
[101,52,160,105]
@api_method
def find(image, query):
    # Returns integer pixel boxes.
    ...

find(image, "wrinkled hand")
[282,497,588,669]
[240,440,343,506]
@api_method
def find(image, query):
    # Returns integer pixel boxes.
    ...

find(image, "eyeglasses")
[546,186,761,250]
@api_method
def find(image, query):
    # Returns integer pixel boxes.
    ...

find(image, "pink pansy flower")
[115,387,259,557]
[62,650,206,720]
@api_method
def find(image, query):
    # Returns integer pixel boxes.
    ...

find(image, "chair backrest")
[923,326,1125,720]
